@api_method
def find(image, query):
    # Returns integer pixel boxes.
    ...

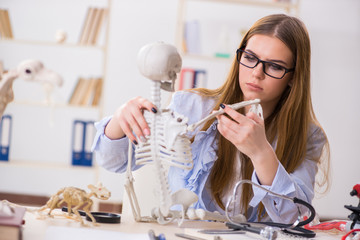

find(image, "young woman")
[92,14,330,224]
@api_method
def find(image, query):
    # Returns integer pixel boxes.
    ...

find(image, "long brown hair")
[192,14,330,218]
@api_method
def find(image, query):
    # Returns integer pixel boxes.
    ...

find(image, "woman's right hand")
[104,96,157,144]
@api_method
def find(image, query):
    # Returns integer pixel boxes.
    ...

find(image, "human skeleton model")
[2,183,111,226]
[124,42,263,226]
[0,59,63,119]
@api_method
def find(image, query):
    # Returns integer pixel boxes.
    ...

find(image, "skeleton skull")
[137,42,182,92]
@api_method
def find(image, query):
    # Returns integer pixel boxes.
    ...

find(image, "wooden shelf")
[0,38,106,51]
[0,159,96,171]
[175,0,300,54]
[188,0,299,10]
[10,100,101,110]
[181,52,235,62]
[1,0,111,167]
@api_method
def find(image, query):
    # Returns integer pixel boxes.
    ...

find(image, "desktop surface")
[22,209,342,240]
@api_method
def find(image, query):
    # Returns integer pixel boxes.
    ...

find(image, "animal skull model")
[17,59,63,87]
[124,42,260,226]
[0,60,63,119]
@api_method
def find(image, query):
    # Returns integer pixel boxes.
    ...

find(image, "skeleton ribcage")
[133,110,193,216]
[134,110,193,170]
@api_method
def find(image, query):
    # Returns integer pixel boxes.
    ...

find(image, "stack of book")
[0,9,13,39]
[78,7,107,46]
[176,68,207,90]
[0,205,26,240]
[183,20,201,54]
[69,77,103,106]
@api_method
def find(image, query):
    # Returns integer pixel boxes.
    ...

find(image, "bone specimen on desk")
[37,183,111,226]
[124,42,262,226]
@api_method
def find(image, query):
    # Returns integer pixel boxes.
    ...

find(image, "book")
[86,8,100,45]
[0,10,6,39]
[184,20,201,54]
[80,77,98,105]
[93,8,107,45]
[0,115,12,161]
[83,121,95,166]
[69,77,102,106]
[193,70,207,88]
[79,7,95,45]
[0,205,26,240]
[177,68,195,90]
[176,68,207,90]
[0,9,13,39]
[72,120,85,166]
[3,9,13,38]
[79,7,107,45]
[88,8,106,45]
[69,77,85,105]
[91,78,102,106]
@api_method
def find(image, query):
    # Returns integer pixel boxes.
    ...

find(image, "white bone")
[249,103,263,119]
[187,99,261,132]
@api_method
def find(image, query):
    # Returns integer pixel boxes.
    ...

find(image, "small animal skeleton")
[124,42,262,226]
[39,183,111,226]
[2,183,111,226]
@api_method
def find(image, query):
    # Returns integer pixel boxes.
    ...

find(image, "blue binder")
[71,120,95,166]
[0,115,12,161]
[193,70,207,88]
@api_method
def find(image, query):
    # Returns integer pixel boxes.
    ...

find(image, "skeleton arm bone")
[124,140,143,222]
[187,99,261,132]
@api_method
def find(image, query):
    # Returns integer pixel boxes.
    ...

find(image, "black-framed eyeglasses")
[236,49,295,79]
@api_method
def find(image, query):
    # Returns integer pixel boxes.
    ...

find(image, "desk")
[22,210,342,240]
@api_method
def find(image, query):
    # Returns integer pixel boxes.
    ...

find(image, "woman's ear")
[288,78,294,87]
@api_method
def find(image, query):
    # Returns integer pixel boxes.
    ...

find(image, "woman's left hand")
[216,104,268,160]
[216,104,279,185]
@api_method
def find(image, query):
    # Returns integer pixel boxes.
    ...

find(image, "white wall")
[0,0,359,220]
[299,0,360,219]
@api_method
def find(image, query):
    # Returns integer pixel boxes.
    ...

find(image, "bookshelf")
[0,0,112,201]
[175,0,300,89]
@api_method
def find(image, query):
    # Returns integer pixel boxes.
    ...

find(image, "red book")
[0,206,26,240]
[178,68,195,90]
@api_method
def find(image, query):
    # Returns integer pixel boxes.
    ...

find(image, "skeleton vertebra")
[124,42,261,226]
